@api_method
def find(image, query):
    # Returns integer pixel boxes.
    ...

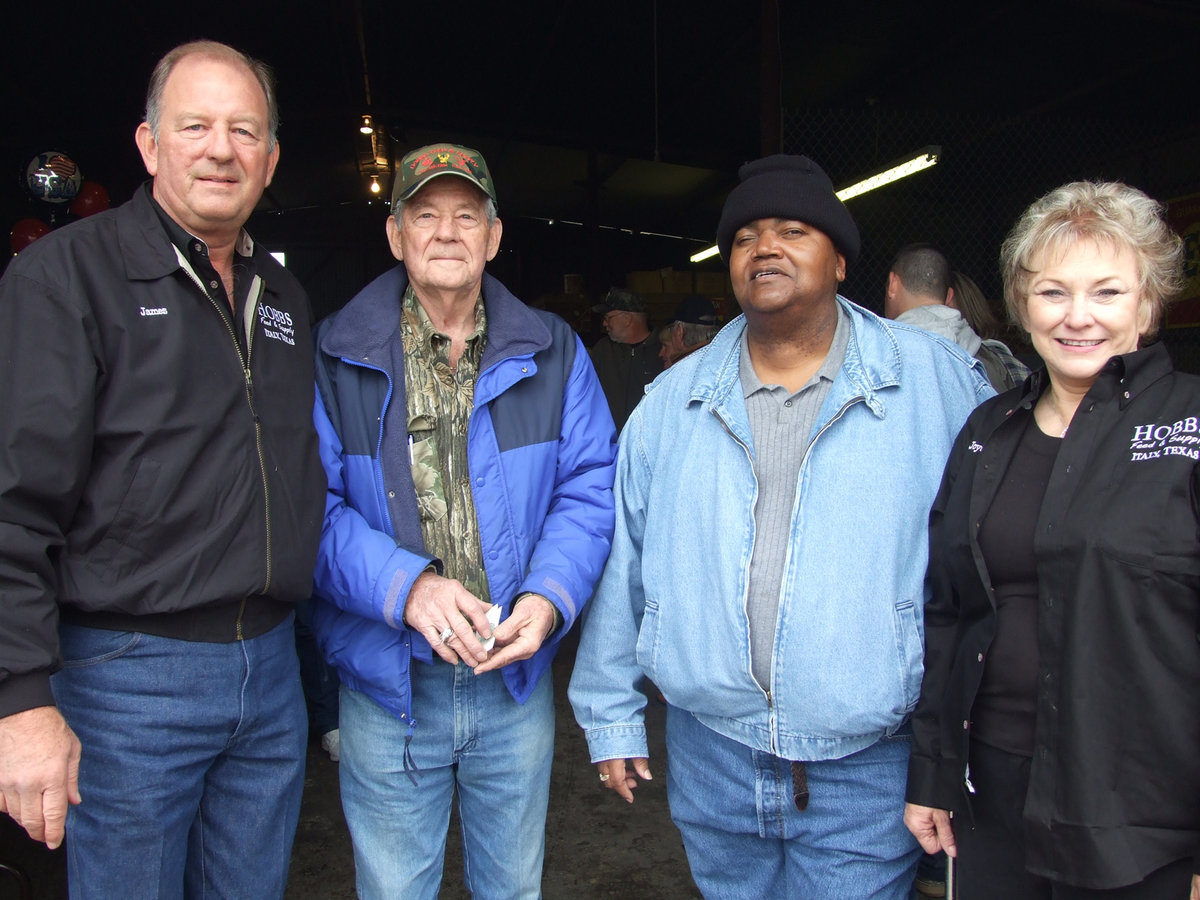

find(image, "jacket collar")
[116,183,185,282]
[688,295,901,418]
[1006,342,1172,416]
[116,183,271,291]
[318,264,551,373]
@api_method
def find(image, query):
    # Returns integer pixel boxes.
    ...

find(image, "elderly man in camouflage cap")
[310,143,617,897]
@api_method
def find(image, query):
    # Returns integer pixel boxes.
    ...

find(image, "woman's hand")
[904,802,957,857]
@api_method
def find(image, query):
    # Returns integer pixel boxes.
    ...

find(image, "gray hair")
[392,194,499,227]
[145,40,279,152]
[679,322,717,347]
[1000,181,1184,339]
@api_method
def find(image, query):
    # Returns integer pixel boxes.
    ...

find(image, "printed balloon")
[26,151,83,203]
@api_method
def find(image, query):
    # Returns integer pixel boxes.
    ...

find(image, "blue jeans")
[665,706,919,900]
[52,617,307,900]
[339,660,554,900]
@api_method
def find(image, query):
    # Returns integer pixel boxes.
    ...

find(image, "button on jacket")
[908,342,1200,889]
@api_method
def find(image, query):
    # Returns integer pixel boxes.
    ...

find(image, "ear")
[485,217,503,262]
[886,271,900,299]
[264,141,280,188]
[135,122,158,176]
[835,252,846,283]
[1136,295,1156,338]
[944,285,955,307]
[385,214,404,262]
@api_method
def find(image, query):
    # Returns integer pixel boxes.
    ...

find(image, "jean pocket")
[58,625,142,668]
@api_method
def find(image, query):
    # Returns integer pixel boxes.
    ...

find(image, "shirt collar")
[402,285,488,351]
[740,304,849,398]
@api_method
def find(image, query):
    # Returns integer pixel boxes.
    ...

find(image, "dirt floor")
[0,645,702,900]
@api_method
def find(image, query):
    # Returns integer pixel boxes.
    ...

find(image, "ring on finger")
[598,773,610,782]
[439,626,454,645]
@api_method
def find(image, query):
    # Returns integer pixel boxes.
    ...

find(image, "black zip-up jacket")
[0,186,325,719]
[907,342,1200,889]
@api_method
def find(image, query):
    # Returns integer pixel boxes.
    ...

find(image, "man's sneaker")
[320,728,340,763]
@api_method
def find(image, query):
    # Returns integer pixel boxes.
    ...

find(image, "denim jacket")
[569,297,993,763]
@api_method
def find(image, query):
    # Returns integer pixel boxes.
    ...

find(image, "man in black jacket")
[0,40,324,898]
[590,287,662,431]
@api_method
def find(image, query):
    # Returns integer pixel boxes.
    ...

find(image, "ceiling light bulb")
[360,115,374,135]
[369,176,381,194]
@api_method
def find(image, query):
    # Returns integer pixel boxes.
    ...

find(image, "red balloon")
[10,218,51,254]
[69,181,110,218]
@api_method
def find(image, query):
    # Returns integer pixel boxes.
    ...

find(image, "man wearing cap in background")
[309,143,616,898]
[658,293,719,367]
[590,287,661,431]
[570,154,992,899]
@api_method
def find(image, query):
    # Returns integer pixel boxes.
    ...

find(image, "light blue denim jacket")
[569,297,994,763]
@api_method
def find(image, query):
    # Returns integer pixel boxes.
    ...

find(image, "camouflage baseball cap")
[391,143,497,207]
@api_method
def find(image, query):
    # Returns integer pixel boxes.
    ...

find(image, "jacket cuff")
[584,723,649,765]
[0,671,56,720]
[905,753,961,811]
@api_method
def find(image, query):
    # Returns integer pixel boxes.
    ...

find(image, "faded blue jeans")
[339,660,554,899]
[665,705,920,900]
[52,617,307,899]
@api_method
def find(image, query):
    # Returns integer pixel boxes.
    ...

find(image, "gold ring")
[598,773,610,782]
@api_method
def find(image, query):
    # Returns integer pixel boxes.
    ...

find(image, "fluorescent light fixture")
[270,251,286,266]
[688,145,941,264]
[360,115,374,135]
[835,145,940,202]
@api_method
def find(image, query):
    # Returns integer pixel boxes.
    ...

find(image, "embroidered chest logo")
[257,304,296,346]
[1129,418,1200,462]
[139,306,168,316]
[968,441,983,453]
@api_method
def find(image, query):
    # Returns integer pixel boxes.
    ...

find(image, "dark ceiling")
[4,0,1198,309]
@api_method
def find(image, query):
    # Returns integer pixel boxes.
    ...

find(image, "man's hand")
[1190,873,1198,900]
[0,706,82,849]
[904,802,956,857]
[596,757,653,804]
[474,594,556,674]
[404,572,494,667]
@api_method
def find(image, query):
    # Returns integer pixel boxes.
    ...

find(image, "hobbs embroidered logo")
[257,303,296,347]
[139,306,168,316]
[968,441,983,453]
[1129,418,1200,462]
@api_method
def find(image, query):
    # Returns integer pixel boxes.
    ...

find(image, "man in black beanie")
[571,154,994,899]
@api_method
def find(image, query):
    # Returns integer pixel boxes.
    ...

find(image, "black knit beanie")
[716,155,860,265]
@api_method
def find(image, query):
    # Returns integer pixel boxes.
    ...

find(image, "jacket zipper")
[175,253,271,639]
[710,392,864,757]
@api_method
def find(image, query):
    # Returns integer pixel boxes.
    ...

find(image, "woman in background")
[905,181,1199,899]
